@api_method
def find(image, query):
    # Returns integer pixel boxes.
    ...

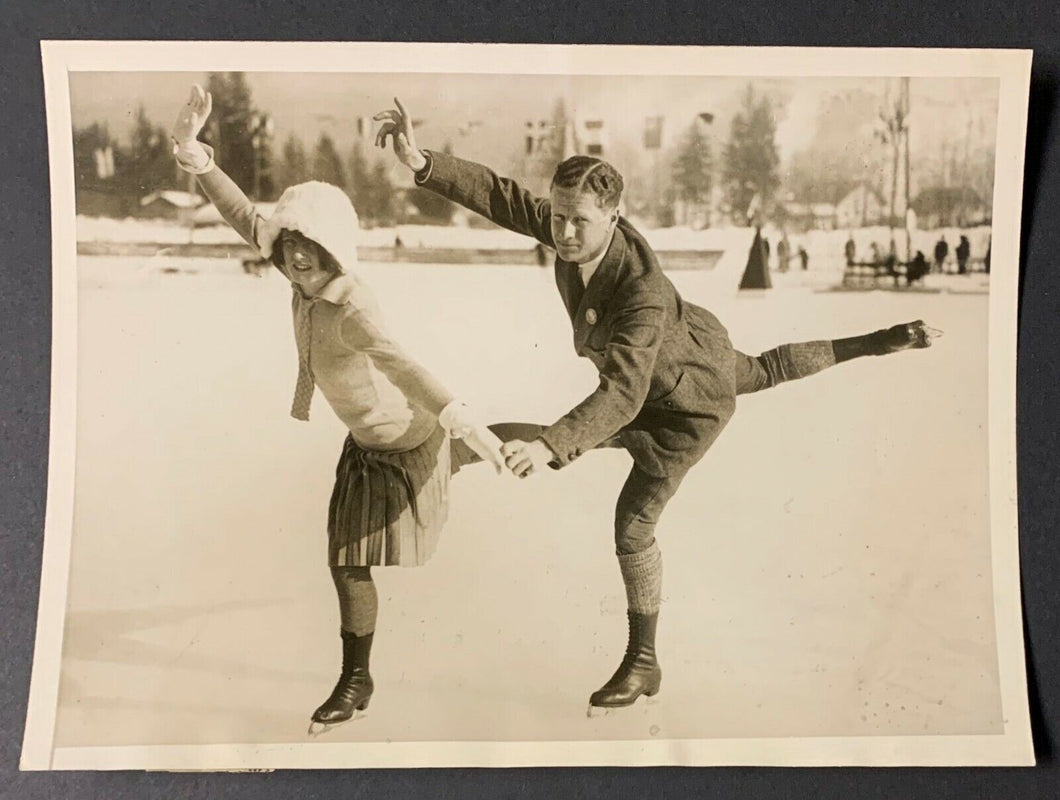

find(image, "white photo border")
[22,40,1033,770]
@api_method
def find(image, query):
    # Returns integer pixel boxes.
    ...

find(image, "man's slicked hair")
[550,156,624,210]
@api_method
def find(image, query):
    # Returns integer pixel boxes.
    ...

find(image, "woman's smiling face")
[281,229,336,295]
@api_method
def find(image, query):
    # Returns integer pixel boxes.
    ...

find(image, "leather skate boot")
[588,611,661,714]
[308,630,374,734]
[875,320,942,352]
[834,320,942,363]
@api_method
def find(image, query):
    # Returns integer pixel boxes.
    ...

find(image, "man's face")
[281,230,335,296]
[548,185,618,265]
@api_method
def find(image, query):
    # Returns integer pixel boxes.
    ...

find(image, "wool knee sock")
[757,341,837,386]
[617,542,663,615]
[330,566,378,636]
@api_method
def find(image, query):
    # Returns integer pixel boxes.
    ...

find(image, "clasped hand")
[500,439,554,479]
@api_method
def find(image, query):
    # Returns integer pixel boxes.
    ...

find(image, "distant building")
[191,200,278,228]
[139,190,204,224]
[783,200,837,231]
[836,184,886,229]
[911,186,989,229]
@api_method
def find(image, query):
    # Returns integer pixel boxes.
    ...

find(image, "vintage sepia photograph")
[22,42,1032,769]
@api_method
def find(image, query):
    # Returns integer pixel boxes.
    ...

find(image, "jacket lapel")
[554,259,581,321]
[572,229,625,353]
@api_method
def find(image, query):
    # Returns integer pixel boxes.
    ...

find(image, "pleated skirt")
[328,425,452,568]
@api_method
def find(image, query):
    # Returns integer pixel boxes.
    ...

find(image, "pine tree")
[366,162,395,226]
[204,72,258,193]
[671,121,714,206]
[72,121,131,216]
[405,141,456,224]
[72,122,115,188]
[125,104,176,198]
[280,134,309,189]
[311,133,346,188]
[347,142,371,215]
[723,84,781,222]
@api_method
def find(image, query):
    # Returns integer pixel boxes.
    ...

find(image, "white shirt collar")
[578,229,616,287]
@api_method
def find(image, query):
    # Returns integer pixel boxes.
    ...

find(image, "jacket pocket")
[644,370,686,408]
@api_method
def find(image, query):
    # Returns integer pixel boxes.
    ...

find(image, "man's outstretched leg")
[588,465,685,715]
[737,320,942,394]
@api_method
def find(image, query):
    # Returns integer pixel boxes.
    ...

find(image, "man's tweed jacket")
[418,150,740,479]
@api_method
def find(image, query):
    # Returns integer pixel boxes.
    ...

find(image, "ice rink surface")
[55,255,999,747]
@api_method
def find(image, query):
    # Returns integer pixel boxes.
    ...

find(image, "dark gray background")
[1,1,1057,797]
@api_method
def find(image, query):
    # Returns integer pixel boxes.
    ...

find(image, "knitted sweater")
[178,146,452,451]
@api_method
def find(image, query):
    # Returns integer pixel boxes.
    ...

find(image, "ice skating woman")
[171,85,511,733]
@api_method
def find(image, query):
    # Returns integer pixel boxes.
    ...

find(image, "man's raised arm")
[375,98,554,247]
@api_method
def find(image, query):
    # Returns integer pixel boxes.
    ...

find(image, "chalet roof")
[140,190,204,209]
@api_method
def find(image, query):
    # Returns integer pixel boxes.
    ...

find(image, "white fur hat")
[257,181,360,273]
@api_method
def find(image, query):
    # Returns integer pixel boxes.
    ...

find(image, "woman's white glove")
[173,84,212,145]
[439,402,505,475]
[171,84,213,173]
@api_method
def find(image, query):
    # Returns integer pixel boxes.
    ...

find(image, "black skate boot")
[876,320,943,352]
[587,611,661,716]
[834,319,943,363]
[308,630,374,735]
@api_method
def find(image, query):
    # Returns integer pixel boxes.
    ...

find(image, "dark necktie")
[291,295,315,421]
[568,263,585,312]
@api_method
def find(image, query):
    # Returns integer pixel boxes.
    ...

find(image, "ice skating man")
[375,99,941,714]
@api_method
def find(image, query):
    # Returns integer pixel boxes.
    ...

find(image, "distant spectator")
[762,237,771,267]
[798,245,809,271]
[884,247,898,278]
[844,234,856,267]
[869,242,881,266]
[956,235,971,275]
[907,250,929,285]
[984,239,991,274]
[394,234,404,249]
[776,235,790,273]
[934,235,949,274]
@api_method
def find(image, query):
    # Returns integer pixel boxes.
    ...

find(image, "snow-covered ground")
[75,214,763,271]
[54,255,1000,749]
[76,212,992,254]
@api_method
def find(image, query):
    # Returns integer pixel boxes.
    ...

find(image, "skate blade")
[922,325,944,343]
[587,704,617,719]
[307,708,368,737]
[910,321,944,347]
[586,700,658,718]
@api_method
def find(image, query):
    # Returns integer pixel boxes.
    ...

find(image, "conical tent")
[739,227,772,290]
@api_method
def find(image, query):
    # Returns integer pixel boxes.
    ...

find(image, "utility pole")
[877,80,908,260]
[960,108,973,227]
[250,112,273,201]
[643,115,664,224]
[903,77,912,263]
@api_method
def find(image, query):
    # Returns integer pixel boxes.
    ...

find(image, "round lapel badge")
[585,308,598,325]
